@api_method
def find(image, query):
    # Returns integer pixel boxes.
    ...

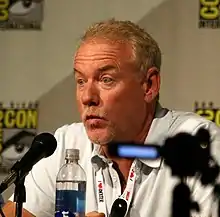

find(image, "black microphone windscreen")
[32,132,57,157]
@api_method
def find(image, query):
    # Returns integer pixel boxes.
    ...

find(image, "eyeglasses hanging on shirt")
[96,160,137,217]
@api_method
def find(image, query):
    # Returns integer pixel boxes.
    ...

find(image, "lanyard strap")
[96,160,137,217]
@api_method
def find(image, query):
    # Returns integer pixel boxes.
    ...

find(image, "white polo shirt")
[9,106,220,217]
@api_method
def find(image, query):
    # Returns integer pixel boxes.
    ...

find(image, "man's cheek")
[76,104,84,117]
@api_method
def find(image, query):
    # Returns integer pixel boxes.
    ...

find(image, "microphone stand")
[13,170,26,217]
[172,177,200,217]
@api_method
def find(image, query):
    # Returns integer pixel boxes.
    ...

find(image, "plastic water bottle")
[55,149,86,217]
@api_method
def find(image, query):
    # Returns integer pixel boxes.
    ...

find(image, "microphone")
[0,132,57,194]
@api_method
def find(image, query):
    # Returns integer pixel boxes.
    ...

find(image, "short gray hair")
[81,18,162,73]
[81,18,161,101]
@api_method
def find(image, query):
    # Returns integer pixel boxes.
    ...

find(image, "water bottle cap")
[65,149,80,160]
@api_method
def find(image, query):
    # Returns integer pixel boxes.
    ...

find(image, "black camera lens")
[109,198,127,217]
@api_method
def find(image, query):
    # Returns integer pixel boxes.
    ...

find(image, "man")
[2,19,220,217]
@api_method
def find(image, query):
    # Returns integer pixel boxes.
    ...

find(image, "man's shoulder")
[54,122,91,150]
[169,109,219,135]
[54,122,86,138]
[147,108,219,146]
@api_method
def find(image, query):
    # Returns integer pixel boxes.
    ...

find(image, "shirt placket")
[109,164,121,205]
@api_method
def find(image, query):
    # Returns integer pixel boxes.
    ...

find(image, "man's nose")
[81,82,100,106]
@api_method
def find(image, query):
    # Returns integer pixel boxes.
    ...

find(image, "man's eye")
[77,79,85,85]
[101,77,114,84]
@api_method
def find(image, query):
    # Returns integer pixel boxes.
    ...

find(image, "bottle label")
[55,178,86,217]
[55,210,84,217]
[55,184,86,217]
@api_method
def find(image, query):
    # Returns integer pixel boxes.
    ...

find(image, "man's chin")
[86,128,114,145]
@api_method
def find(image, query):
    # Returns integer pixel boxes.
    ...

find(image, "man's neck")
[101,145,134,191]
[99,102,157,191]
[101,107,155,190]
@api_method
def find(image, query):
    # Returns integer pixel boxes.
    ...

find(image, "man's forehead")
[75,38,133,56]
[73,37,135,74]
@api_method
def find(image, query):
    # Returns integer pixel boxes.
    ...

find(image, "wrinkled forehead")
[74,38,134,66]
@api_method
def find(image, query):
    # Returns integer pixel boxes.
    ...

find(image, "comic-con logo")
[194,102,220,127]
[0,102,38,154]
[199,0,220,28]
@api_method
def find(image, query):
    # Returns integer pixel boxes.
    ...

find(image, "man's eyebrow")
[73,68,83,75]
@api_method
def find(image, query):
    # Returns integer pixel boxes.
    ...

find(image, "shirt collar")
[91,103,173,170]
[91,145,111,172]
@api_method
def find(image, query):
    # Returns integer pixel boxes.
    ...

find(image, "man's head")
[74,19,161,145]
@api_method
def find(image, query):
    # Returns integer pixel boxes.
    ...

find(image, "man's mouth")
[85,115,105,121]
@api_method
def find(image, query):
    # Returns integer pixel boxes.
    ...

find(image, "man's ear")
[142,67,160,103]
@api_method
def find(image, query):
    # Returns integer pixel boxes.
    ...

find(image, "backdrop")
[0,0,220,201]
